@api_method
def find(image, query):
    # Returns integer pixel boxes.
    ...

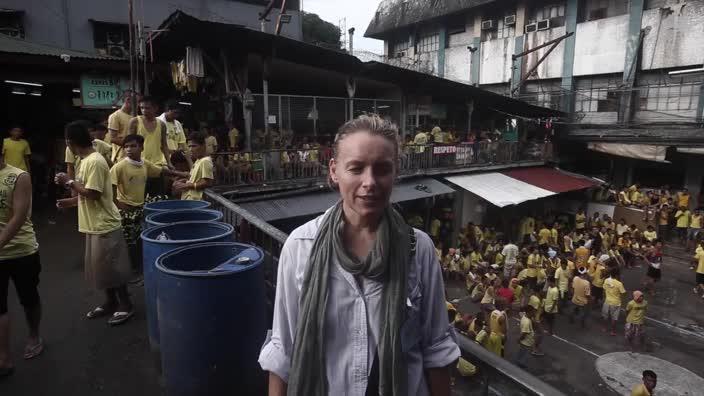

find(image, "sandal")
[86,305,115,319]
[0,366,15,379]
[23,338,44,360]
[107,310,134,326]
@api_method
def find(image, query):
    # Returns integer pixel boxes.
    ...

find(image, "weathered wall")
[640,0,704,70]
[479,37,514,84]
[523,26,566,80]
[445,46,472,83]
[418,51,440,76]
[573,15,629,76]
[4,0,303,52]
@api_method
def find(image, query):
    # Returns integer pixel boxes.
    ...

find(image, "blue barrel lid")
[144,199,210,212]
[156,242,264,277]
[141,221,234,244]
[145,208,223,227]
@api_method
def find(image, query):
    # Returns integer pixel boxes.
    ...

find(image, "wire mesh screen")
[288,96,315,135]
[316,97,347,137]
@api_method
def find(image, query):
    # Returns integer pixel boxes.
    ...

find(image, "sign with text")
[433,145,457,155]
[80,75,129,108]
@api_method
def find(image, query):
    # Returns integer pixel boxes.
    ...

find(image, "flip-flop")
[107,310,134,326]
[86,305,115,319]
[23,338,44,360]
[0,366,15,379]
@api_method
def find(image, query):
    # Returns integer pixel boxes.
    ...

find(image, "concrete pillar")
[262,56,271,136]
[684,156,704,204]
[470,15,482,86]
[511,36,525,95]
[625,160,635,186]
[438,26,447,78]
[697,82,704,123]
[560,0,578,115]
[451,191,464,249]
[466,101,474,136]
[620,0,645,125]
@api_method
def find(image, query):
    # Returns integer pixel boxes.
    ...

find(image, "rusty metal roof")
[365,0,497,39]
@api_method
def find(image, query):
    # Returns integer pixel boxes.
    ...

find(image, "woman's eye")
[348,168,362,174]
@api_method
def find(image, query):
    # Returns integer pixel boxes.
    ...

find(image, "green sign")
[80,75,129,108]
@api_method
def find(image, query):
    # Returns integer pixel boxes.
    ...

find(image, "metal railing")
[211,141,554,186]
[204,189,565,395]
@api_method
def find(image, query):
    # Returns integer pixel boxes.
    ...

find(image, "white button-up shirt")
[258,213,460,396]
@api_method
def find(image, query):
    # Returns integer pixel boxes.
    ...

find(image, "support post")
[619,0,645,126]
[346,77,356,121]
[312,96,318,136]
[560,0,578,116]
[466,101,474,138]
[511,36,525,96]
[697,83,704,124]
[438,26,447,78]
[400,94,407,140]
[263,56,271,136]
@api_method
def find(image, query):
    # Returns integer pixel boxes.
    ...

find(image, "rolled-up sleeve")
[417,232,461,368]
[258,239,300,382]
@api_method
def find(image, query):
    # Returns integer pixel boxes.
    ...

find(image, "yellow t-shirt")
[526,253,541,277]
[630,383,651,396]
[643,230,657,242]
[572,277,591,306]
[65,140,112,168]
[205,135,218,155]
[2,138,31,171]
[488,310,506,337]
[519,315,534,347]
[575,213,586,229]
[76,152,122,235]
[182,156,214,200]
[163,119,186,151]
[136,116,167,166]
[626,300,647,324]
[555,267,569,291]
[228,128,240,149]
[107,109,132,162]
[538,228,551,244]
[603,278,626,306]
[675,210,691,228]
[691,214,702,229]
[677,192,690,209]
[544,286,559,313]
[0,165,38,259]
[590,264,606,288]
[695,250,704,274]
[550,228,559,245]
[110,158,163,206]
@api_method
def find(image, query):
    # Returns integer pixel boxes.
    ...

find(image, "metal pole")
[127,0,136,115]
[313,96,318,136]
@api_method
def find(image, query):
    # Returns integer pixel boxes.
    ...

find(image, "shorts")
[688,228,700,240]
[84,229,132,290]
[696,273,704,285]
[647,266,662,282]
[625,322,644,340]
[0,252,41,315]
[601,303,620,321]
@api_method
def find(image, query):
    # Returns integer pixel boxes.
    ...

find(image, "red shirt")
[496,287,515,305]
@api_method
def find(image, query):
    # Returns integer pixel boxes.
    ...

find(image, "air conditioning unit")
[480,20,496,30]
[525,23,538,33]
[537,19,551,30]
[106,31,127,58]
[504,15,516,26]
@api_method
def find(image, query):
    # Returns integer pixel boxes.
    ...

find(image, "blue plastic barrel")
[143,199,210,221]
[141,222,234,352]
[156,242,266,396]
[145,208,223,229]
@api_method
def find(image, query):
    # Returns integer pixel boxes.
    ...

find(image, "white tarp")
[587,143,668,162]
[444,173,556,208]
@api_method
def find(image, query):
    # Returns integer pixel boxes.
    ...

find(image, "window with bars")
[528,3,566,27]
[416,33,440,53]
[391,38,410,58]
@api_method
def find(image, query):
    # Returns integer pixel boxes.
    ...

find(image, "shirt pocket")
[401,282,423,353]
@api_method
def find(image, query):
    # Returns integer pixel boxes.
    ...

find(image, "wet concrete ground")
[449,243,704,395]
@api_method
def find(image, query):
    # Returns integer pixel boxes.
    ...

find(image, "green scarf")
[288,202,412,395]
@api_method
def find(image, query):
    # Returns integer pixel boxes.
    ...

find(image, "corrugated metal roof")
[0,35,119,60]
[501,168,599,193]
[445,173,556,208]
[240,178,456,222]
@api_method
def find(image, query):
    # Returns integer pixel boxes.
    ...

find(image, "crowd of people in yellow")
[441,205,700,395]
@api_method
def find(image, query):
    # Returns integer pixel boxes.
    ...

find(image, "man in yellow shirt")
[688,209,702,249]
[487,301,508,357]
[412,129,428,153]
[590,254,608,308]
[677,188,690,209]
[0,141,43,373]
[525,247,542,292]
[643,225,657,243]
[111,134,188,278]
[602,268,626,336]
[2,126,31,172]
[692,243,704,299]
[575,209,586,231]
[631,370,657,396]
[55,121,133,326]
[228,124,240,150]
[128,96,170,197]
[569,267,591,328]
[549,222,559,246]
[675,206,691,244]
[538,224,551,249]
[108,91,137,162]
[65,123,112,180]
[173,132,214,200]
[158,101,187,157]
[625,291,648,352]
[514,305,537,368]
[543,277,559,335]
[574,240,590,268]
[205,127,218,156]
